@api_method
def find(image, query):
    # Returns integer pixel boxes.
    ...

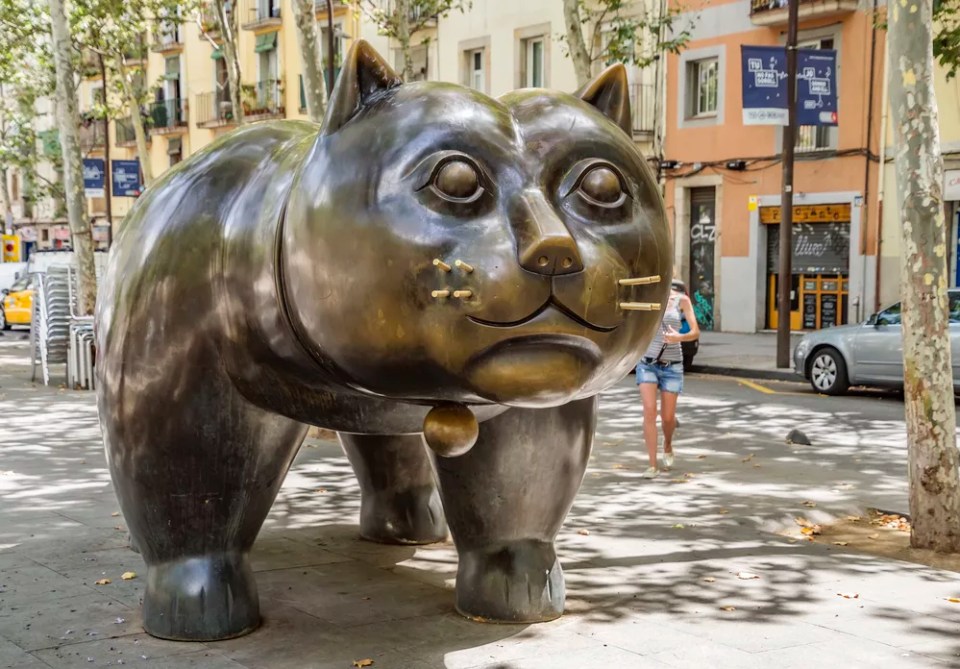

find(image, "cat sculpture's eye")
[579,166,623,205]
[435,160,481,201]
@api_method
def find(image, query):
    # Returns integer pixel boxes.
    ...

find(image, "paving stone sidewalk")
[691,331,806,381]
[1,334,958,669]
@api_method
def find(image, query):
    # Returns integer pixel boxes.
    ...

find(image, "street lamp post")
[777,0,799,368]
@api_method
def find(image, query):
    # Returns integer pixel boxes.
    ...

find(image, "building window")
[395,44,428,82]
[522,37,545,88]
[796,36,836,152]
[168,137,182,166]
[467,48,485,92]
[687,58,718,118]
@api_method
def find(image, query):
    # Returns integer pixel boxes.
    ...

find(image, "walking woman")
[637,279,700,479]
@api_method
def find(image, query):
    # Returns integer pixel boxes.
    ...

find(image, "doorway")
[688,187,716,330]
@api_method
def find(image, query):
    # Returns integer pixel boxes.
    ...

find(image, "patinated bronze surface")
[96,40,671,641]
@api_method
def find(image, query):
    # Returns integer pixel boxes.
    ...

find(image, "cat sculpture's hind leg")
[101,368,307,641]
[434,397,595,622]
[340,434,447,544]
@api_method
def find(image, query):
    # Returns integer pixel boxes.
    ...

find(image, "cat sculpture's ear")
[574,64,632,136]
[321,40,403,135]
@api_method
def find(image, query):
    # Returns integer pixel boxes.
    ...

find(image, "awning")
[211,46,223,60]
[254,32,277,53]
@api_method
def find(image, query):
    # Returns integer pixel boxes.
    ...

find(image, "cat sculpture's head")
[282,41,671,409]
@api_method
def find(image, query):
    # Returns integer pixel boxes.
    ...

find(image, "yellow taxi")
[1,274,34,329]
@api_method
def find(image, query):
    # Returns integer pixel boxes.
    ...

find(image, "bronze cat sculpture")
[96,40,671,641]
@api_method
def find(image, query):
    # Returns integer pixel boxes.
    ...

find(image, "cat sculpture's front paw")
[359,485,448,545]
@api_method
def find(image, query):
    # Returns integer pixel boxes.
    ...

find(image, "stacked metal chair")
[66,266,96,390]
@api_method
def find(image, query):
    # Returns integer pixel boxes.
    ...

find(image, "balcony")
[245,80,285,120]
[749,0,857,26]
[79,122,106,151]
[148,98,188,135]
[151,25,183,53]
[195,90,237,128]
[241,0,281,30]
[116,118,138,147]
[630,82,656,138]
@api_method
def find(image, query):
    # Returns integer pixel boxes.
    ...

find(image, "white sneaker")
[641,466,660,479]
[663,452,675,470]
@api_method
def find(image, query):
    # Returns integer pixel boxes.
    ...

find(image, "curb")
[688,363,800,383]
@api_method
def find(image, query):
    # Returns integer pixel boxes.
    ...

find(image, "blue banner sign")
[797,49,838,126]
[82,158,105,198]
[741,46,788,126]
[112,159,142,197]
[741,46,838,127]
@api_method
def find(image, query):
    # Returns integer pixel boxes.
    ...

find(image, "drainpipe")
[873,32,890,313]
[860,0,878,318]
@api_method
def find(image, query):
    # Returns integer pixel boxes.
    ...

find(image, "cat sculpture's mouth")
[467,295,617,333]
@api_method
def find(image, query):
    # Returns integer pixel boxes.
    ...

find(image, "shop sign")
[83,158,105,198]
[760,203,851,224]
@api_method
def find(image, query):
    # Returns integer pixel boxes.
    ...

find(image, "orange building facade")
[663,0,885,332]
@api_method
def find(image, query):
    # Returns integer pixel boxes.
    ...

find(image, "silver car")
[793,289,960,395]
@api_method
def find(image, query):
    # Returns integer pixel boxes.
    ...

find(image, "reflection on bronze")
[95,39,671,643]
[422,402,480,457]
[619,275,662,286]
[619,302,662,311]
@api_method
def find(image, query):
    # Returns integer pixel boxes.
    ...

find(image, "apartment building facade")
[663,0,886,333]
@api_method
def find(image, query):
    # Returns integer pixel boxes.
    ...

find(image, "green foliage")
[565,0,695,70]
[933,0,960,79]
[360,0,471,40]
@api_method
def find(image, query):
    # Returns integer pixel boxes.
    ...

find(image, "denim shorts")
[636,360,684,394]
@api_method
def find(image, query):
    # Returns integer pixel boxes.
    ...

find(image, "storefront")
[763,203,851,330]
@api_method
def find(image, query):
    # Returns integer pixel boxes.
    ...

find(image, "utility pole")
[326,1,335,92]
[98,53,113,248]
[776,0,799,368]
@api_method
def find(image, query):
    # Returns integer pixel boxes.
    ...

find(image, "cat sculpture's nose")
[513,191,584,277]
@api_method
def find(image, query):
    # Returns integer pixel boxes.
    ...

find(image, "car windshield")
[875,293,960,324]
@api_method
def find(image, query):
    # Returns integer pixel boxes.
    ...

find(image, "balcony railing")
[195,90,237,127]
[630,82,656,137]
[246,79,284,118]
[115,118,137,146]
[148,98,187,134]
[240,0,281,30]
[151,24,183,52]
[79,122,106,151]
[750,0,857,25]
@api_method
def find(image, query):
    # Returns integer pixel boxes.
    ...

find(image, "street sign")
[797,49,838,126]
[741,46,788,126]
[112,159,142,197]
[741,46,838,126]
[83,158,105,198]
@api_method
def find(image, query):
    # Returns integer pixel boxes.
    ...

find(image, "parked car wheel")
[0,305,8,331]
[808,347,849,395]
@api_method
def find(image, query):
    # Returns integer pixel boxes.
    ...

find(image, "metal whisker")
[454,259,474,273]
[453,290,473,299]
[619,302,660,311]
[618,275,661,286]
[432,289,450,299]
[433,259,452,272]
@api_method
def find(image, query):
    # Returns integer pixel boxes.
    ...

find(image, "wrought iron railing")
[240,0,281,26]
[149,98,187,130]
[195,90,236,126]
[79,122,106,150]
[630,82,656,136]
[115,118,137,145]
[249,79,283,116]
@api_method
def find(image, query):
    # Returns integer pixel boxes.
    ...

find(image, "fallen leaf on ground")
[845,516,862,522]
[868,533,880,540]
[795,517,822,535]
[121,572,136,581]
[612,464,628,470]
[315,488,327,493]
[719,606,736,612]
[669,477,688,483]
[945,598,960,603]
[703,577,716,583]
[113,526,124,531]
[718,508,730,515]
[753,464,762,468]
[696,454,707,459]
[832,542,850,546]
[684,473,695,479]
[577,529,590,536]
[741,454,754,463]
[736,571,760,580]
[672,524,686,529]
[802,501,817,508]
[837,593,859,599]
[110,512,120,517]
[94,578,111,585]
[352,660,374,668]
